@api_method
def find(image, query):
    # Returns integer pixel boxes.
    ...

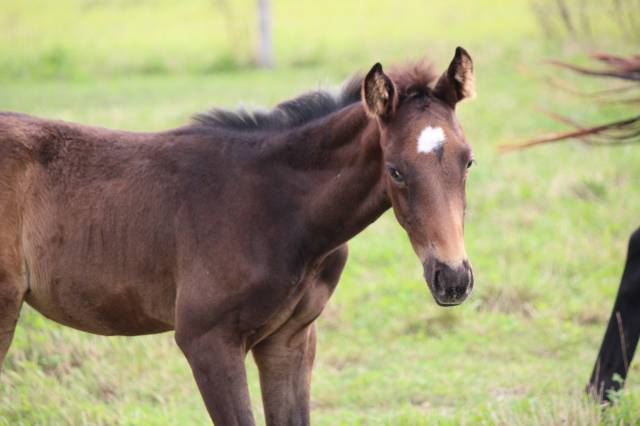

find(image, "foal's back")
[0,113,222,336]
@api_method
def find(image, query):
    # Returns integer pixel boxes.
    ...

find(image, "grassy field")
[1,0,640,424]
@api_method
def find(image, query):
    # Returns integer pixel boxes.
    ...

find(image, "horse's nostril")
[433,270,446,295]
[445,285,466,300]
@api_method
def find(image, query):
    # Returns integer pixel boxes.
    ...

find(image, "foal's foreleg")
[176,324,256,426]
[0,273,27,372]
[253,245,348,426]
[174,277,257,426]
[252,323,316,426]
[588,228,640,401]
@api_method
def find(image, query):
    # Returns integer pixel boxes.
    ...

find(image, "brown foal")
[0,47,476,425]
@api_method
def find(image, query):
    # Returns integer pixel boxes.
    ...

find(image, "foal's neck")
[273,104,391,256]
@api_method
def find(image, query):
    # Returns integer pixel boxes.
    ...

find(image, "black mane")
[192,59,439,132]
[193,75,363,132]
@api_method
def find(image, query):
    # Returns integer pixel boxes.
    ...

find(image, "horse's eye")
[386,165,404,183]
[466,159,475,169]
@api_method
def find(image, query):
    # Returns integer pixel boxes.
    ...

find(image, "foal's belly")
[24,277,175,336]
[24,266,176,336]
[22,239,176,336]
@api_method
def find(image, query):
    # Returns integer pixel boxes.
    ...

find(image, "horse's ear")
[434,47,475,107]
[362,63,397,119]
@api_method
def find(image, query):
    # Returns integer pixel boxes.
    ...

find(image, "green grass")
[2,0,640,424]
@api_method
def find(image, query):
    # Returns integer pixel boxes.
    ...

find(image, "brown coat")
[0,48,476,425]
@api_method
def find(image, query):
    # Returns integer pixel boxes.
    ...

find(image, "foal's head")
[362,47,476,306]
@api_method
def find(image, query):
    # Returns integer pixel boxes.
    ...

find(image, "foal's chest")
[247,248,346,348]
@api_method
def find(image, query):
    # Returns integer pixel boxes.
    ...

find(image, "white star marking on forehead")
[417,126,446,154]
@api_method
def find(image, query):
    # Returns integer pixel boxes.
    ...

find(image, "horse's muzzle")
[423,258,473,306]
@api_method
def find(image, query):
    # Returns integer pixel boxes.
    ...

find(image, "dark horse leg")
[588,227,640,401]
[252,323,317,426]
[252,246,347,426]
[174,267,256,426]
[175,321,255,426]
[0,271,27,372]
